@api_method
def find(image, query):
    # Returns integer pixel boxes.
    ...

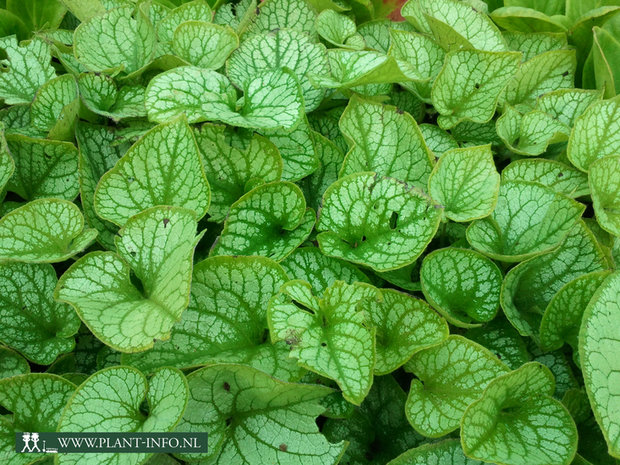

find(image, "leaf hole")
[389,211,399,229]
[293,300,314,315]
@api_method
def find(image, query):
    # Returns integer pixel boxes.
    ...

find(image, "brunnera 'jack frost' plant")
[0,0,619,464]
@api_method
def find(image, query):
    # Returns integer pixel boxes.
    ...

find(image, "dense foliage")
[0,0,619,464]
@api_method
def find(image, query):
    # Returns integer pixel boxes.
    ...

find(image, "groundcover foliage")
[0,0,619,464]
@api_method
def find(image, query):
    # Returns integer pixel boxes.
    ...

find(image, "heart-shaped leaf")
[339,96,434,189]
[501,220,608,337]
[421,248,503,327]
[466,181,585,262]
[388,29,445,102]
[580,271,620,458]
[57,366,188,465]
[496,106,569,156]
[361,288,448,374]
[540,271,611,354]
[157,0,213,45]
[74,6,156,75]
[401,0,508,52]
[404,335,509,438]
[94,116,210,226]
[432,50,521,129]
[123,256,302,381]
[502,159,589,198]
[172,21,238,70]
[503,31,567,61]
[145,67,303,130]
[5,134,79,201]
[268,280,378,404]
[0,199,97,263]
[536,88,602,128]
[461,362,578,465]
[78,73,146,121]
[310,49,416,89]
[428,144,500,222]
[30,74,79,139]
[0,262,80,365]
[194,125,281,222]
[56,206,200,352]
[0,374,75,465]
[227,28,328,112]
[317,10,364,49]
[317,172,442,272]
[0,36,55,105]
[211,181,315,261]
[175,363,345,464]
[503,50,576,110]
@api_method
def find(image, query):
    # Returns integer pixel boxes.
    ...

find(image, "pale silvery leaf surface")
[0,374,75,465]
[431,50,521,129]
[317,172,442,272]
[175,363,345,464]
[0,199,97,263]
[404,335,509,437]
[401,0,508,52]
[461,362,578,465]
[428,144,500,222]
[0,1,617,462]
[360,288,448,375]
[500,220,608,338]
[227,28,328,112]
[211,181,315,261]
[73,6,156,75]
[466,181,585,262]
[0,262,80,365]
[421,248,503,327]
[57,366,188,465]
[55,207,200,352]
[123,256,302,381]
[0,36,55,105]
[145,67,304,130]
[580,272,620,458]
[268,280,377,404]
[502,159,590,198]
[94,116,210,226]
[339,96,434,189]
